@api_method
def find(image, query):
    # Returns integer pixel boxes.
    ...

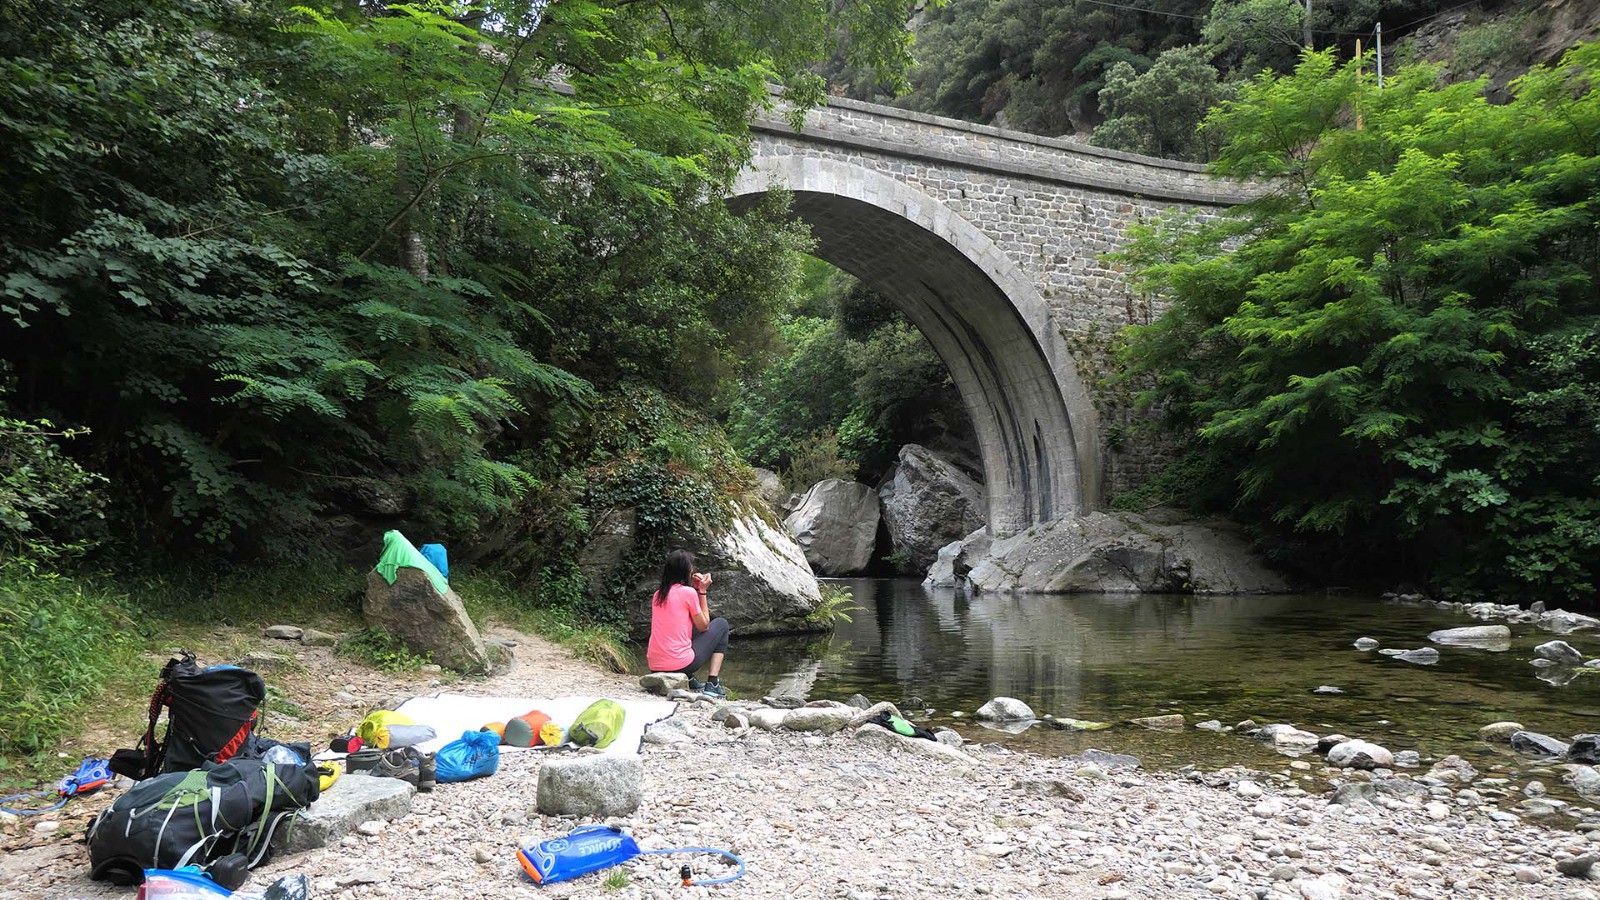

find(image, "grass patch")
[603,870,631,891]
[126,558,366,628]
[457,569,635,674]
[337,627,432,673]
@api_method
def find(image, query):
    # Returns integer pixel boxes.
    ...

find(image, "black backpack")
[87,758,320,885]
[111,651,267,781]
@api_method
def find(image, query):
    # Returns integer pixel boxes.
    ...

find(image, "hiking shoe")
[685,676,704,692]
[375,749,418,786]
[345,748,382,775]
[412,749,436,793]
[700,681,727,698]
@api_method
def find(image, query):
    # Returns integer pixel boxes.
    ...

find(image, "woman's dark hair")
[655,549,695,605]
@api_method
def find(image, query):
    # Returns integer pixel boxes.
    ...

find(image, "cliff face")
[1396,0,1600,95]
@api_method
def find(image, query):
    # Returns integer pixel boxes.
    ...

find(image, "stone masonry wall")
[750,98,1252,499]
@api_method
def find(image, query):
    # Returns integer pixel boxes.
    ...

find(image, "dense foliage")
[1118,46,1600,601]
[0,0,909,561]
[726,261,970,487]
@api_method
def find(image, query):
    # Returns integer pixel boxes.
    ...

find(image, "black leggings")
[680,617,731,676]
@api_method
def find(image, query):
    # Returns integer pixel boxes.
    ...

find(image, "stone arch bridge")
[730,97,1256,538]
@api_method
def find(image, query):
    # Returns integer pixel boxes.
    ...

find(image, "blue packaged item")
[435,729,499,783]
[139,868,231,897]
[518,825,640,885]
[419,543,449,582]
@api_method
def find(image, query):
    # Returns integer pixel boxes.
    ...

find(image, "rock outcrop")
[936,508,1287,594]
[783,479,880,575]
[753,468,788,514]
[363,568,497,674]
[877,445,987,572]
[924,527,991,587]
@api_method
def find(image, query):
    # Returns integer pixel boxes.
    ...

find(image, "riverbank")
[4,622,1599,899]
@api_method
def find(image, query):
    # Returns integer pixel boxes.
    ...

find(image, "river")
[721,579,1600,785]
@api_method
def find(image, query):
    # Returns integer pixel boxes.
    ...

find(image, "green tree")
[1117,47,1600,600]
[1091,46,1235,161]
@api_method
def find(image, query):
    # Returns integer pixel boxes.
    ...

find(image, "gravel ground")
[6,626,1600,899]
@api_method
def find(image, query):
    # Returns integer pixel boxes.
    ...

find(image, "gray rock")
[1479,721,1525,742]
[1395,648,1440,665]
[301,628,340,647]
[1196,720,1225,732]
[1537,640,1585,666]
[1569,767,1600,798]
[1330,782,1375,806]
[877,444,987,572]
[1312,685,1344,694]
[1426,625,1511,650]
[722,712,749,729]
[1327,739,1394,770]
[764,694,806,709]
[1512,731,1572,757]
[1541,611,1600,634]
[1353,637,1380,650]
[263,625,303,641]
[1315,734,1350,754]
[975,697,1035,722]
[753,468,787,513]
[241,651,290,674]
[747,708,788,731]
[846,693,871,709]
[851,723,968,762]
[1557,855,1597,878]
[363,568,495,674]
[783,479,881,575]
[1129,714,1184,730]
[1393,750,1420,767]
[274,775,415,852]
[934,729,963,748]
[1424,755,1477,784]
[1011,778,1086,801]
[924,527,992,587]
[963,508,1289,594]
[535,755,643,818]
[844,701,903,730]
[1571,734,1600,763]
[1253,724,1319,753]
[782,706,855,733]
[639,672,689,696]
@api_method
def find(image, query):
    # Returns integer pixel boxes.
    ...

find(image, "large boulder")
[783,480,880,575]
[613,510,822,640]
[363,568,496,674]
[274,774,414,853]
[535,754,643,818]
[1326,739,1394,770]
[753,468,788,514]
[924,528,991,587]
[877,445,987,572]
[964,509,1288,594]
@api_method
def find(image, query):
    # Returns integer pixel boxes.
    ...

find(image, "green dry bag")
[569,699,625,750]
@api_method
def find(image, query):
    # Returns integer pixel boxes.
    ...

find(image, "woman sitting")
[645,549,730,697]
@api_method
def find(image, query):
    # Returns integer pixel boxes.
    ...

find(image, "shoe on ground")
[375,749,418,786]
[685,676,704,692]
[700,681,727,698]
[410,749,436,793]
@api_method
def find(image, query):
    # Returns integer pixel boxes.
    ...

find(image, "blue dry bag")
[419,543,449,582]
[435,729,499,783]
[518,825,640,885]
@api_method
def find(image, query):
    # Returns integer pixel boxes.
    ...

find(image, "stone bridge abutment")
[730,97,1255,538]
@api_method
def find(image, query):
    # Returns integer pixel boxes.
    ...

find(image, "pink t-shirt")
[646,584,701,672]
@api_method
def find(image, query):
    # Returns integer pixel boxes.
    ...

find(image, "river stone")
[1568,766,1600,798]
[535,755,643,818]
[852,723,968,762]
[240,651,289,674]
[1425,755,1477,784]
[1541,610,1600,634]
[1065,749,1141,771]
[782,706,854,733]
[1537,640,1585,666]
[1395,647,1440,665]
[845,701,903,730]
[1479,721,1525,742]
[1254,724,1320,753]
[1393,750,1420,767]
[1569,734,1600,763]
[1353,637,1380,650]
[876,444,987,572]
[1557,855,1598,878]
[964,508,1289,594]
[1315,734,1350,754]
[924,527,992,587]
[301,628,340,647]
[263,625,303,641]
[1426,625,1511,650]
[783,479,881,575]
[975,697,1035,721]
[1196,720,1225,732]
[1327,739,1394,770]
[363,568,495,674]
[753,468,787,513]
[274,775,415,853]
[934,729,963,748]
[1052,717,1113,731]
[639,672,689,696]
[747,708,788,731]
[1331,782,1376,806]
[1129,714,1184,730]
[846,693,871,709]
[1511,731,1572,757]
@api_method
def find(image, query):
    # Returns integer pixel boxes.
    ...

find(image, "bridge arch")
[731,156,1103,536]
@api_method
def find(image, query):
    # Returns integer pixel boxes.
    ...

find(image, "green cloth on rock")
[374,530,450,595]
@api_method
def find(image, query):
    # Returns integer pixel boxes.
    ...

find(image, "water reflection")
[722,579,1600,770]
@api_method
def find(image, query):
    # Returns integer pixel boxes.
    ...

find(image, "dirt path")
[5,625,1599,900]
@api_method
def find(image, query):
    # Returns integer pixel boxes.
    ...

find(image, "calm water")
[721,579,1600,777]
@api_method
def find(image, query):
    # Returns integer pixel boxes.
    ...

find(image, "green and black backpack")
[87,758,320,885]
